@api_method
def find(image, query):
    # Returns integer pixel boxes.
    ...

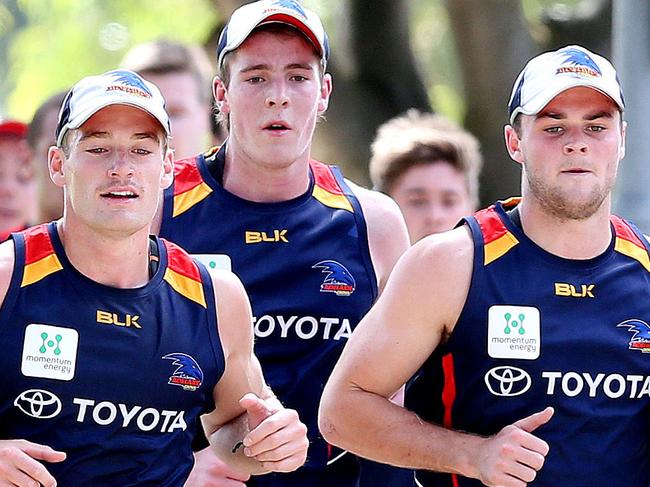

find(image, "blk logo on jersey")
[487,305,540,360]
[96,310,141,328]
[312,260,356,296]
[21,324,78,381]
[617,319,650,352]
[245,230,289,244]
[163,353,203,391]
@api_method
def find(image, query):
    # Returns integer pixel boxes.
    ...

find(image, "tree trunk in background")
[446,0,535,206]
[315,0,431,185]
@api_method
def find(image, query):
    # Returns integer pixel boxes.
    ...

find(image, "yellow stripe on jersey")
[312,185,354,212]
[21,254,63,287]
[173,182,213,218]
[615,237,650,273]
[163,267,207,308]
[484,232,519,266]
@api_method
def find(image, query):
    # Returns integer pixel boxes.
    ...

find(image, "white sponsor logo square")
[487,305,540,360]
[193,254,232,272]
[21,324,78,381]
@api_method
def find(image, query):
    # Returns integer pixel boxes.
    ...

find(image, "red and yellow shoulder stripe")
[21,225,63,287]
[310,161,354,213]
[475,202,519,266]
[611,216,650,272]
[162,239,207,308]
[172,156,213,218]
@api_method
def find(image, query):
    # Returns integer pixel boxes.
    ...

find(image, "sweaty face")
[55,105,172,236]
[146,71,211,159]
[0,136,34,233]
[390,162,474,243]
[511,87,625,221]
[217,29,331,170]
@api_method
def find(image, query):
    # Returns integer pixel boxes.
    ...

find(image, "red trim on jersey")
[310,160,345,195]
[441,353,459,487]
[474,206,510,245]
[23,225,56,265]
[611,215,645,250]
[173,157,205,196]
[163,239,203,282]
[441,353,457,429]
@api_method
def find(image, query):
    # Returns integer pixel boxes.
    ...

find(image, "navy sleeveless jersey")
[159,147,378,471]
[406,199,650,487]
[0,223,224,486]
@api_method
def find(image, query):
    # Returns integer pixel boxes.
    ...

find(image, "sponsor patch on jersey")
[14,389,62,419]
[312,260,356,296]
[163,353,203,391]
[21,324,79,381]
[484,366,532,397]
[487,305,540,360]
[192,253,232,272]
[617,319,650,352]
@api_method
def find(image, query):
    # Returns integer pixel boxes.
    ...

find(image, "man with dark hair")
[0,69,308,486]
[155,1,409,486]
[320,45,647,487]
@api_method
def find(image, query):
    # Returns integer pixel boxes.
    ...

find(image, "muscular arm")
[201,270,308,475]
[348,181,410,292]
[319,228,553,486]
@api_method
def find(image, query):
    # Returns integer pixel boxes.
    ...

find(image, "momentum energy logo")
[21,324,78,381]
[487,305,540,360]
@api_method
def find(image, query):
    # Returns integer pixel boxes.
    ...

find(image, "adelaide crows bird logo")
[163,353,204,390]
[617,319,650,352]
[273,0,307,17]
[556,47,602,77]
[106,69,153,97]
[313,260,356,296]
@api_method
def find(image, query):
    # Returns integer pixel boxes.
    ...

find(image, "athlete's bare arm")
[348,182,410,292]
[319,227,554,487]
[0,241,67,487]
[201,270,308,475]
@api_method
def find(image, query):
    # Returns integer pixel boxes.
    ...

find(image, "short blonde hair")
[370,109,483,206]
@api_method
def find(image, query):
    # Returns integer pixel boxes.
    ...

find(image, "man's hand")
[0,439,65,487]
[475,407,554,487]
[240,393,309,473]
[184,447,250,487]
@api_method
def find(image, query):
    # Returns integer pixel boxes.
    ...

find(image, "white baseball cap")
[507,45,625,125]
[216,0,329,73]
[56,69,170,146]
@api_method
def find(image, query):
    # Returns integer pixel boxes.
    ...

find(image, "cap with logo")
[507,45,625,125]
[0,118,28,138]
[55,69,170,147]
[216,0,329,73]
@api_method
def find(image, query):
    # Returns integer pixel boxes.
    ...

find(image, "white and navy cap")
[216,0,329,73]
[507,45,625,125]
[56,69,170,146]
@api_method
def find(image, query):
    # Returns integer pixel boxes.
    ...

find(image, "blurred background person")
[121,39,226,159]
[27,91,67,223]
[370,109,483,243]
[0,118,36,239]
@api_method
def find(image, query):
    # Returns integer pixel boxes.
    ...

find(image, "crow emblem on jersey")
[617,319,650,352]
[312,260,356,296]
[163,353,204,390]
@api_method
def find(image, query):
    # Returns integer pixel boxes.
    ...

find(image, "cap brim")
[56,101,169,147]
[511,78,624,124]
